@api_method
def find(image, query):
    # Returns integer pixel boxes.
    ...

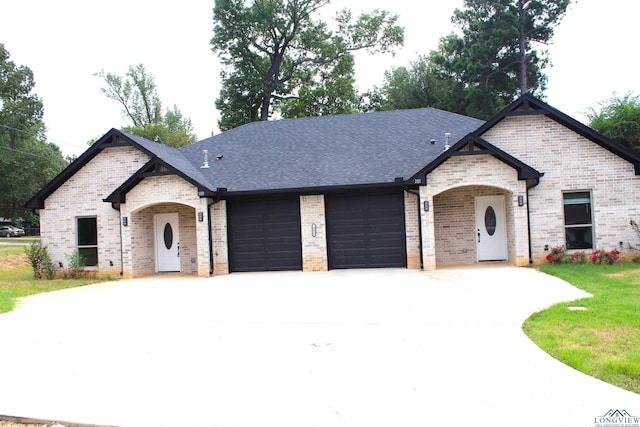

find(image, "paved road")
[0,268,638,427]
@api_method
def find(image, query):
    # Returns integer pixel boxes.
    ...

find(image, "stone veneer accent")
[39,146,150,277]
[482,115,640,263]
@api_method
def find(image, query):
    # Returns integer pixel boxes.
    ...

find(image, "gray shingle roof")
[122,131,212,190]
[180,108,484,193]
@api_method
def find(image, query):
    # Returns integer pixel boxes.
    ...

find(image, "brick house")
[26,95,640,278]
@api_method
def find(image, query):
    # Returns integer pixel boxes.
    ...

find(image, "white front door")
[475,196,507,261]
[155,213,180,272]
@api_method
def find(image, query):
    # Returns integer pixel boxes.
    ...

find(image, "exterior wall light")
[122,217,128,226]
[197,211,204,222]
[423,200,430,212]
[312,223,317,237]
[518,195,525,207]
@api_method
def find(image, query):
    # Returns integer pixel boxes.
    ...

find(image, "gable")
[410,134,541,186]
[104,157,212,204]
[475,94,640,175]
[25,129,213,209]
[25,131,153,209]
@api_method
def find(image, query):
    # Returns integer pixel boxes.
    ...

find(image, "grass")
[0,243,110,314]
[523,262,640,394]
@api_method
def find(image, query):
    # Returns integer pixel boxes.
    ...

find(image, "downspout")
[404,186,424,270]
[110,202,124,277]
[207,200,215,275]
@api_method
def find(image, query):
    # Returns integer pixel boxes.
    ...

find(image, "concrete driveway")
[0,267,638,427]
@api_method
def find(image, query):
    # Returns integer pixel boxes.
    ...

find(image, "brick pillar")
[300,195,328,271]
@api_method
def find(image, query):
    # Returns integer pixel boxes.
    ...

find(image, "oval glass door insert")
[163,223,174,249]
[484,206,497,236]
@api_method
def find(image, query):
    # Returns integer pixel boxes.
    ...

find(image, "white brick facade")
[39,146,149,276]
[300,194,328,272]
[212,200,229,275]
[120,175,210,278]
[35,100,640,278]
[482,115,640,263]
[417,155,529,269]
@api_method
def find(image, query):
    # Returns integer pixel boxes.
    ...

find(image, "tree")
[367,54,460,113]
[451,0,570,96]
[278,52,360,118]
[373,0,570,119]
[123,105,198,148]
[588,93,640,152]
[211,0,404,130]
[96,64,197,148]
[0,44,67,223]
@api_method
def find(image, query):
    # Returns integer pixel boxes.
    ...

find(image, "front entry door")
[155,213,180,272]
[475,196,507,261]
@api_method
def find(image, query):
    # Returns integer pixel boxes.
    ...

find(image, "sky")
[1,0,638,158]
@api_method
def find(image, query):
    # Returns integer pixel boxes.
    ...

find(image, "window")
[563,192,593,249]
[77,217,98,266]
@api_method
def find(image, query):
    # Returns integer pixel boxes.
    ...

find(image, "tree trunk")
[260,92,271,121]
[518,0,528,95]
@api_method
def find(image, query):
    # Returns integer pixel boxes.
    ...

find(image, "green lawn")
[0,244,109,314]
[523,263,640,394]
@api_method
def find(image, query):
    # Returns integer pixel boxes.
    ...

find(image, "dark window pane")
[78,247,98,266]
[564,203,591,225]
[77,217,97,246]
[566,226,593,249]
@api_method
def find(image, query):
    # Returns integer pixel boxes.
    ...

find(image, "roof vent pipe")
[444,132,451,151]
[201,149,210,169]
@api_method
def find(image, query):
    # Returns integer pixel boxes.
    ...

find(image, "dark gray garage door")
[227,198,302,272]
[326,191,407,269]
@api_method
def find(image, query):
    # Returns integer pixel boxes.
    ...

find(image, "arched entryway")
[433,185,516,268]
[127,203,198,276]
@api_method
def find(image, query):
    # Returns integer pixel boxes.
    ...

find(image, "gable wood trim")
[476,94,640,174]
[410,134,542,185]
[103,158,208,204]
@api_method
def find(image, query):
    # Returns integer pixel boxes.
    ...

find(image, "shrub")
[591,249,605,264]
[605,249,621,265]
[592,248,621,265]
[571,250,587,264]
[24,240,49,279]
[62,250,87,279]
[42,249,56,280]
[546,245,566,264]
[631,219,640,242]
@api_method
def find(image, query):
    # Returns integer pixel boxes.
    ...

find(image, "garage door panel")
[326,191,407,269]
[228,198,302,272]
